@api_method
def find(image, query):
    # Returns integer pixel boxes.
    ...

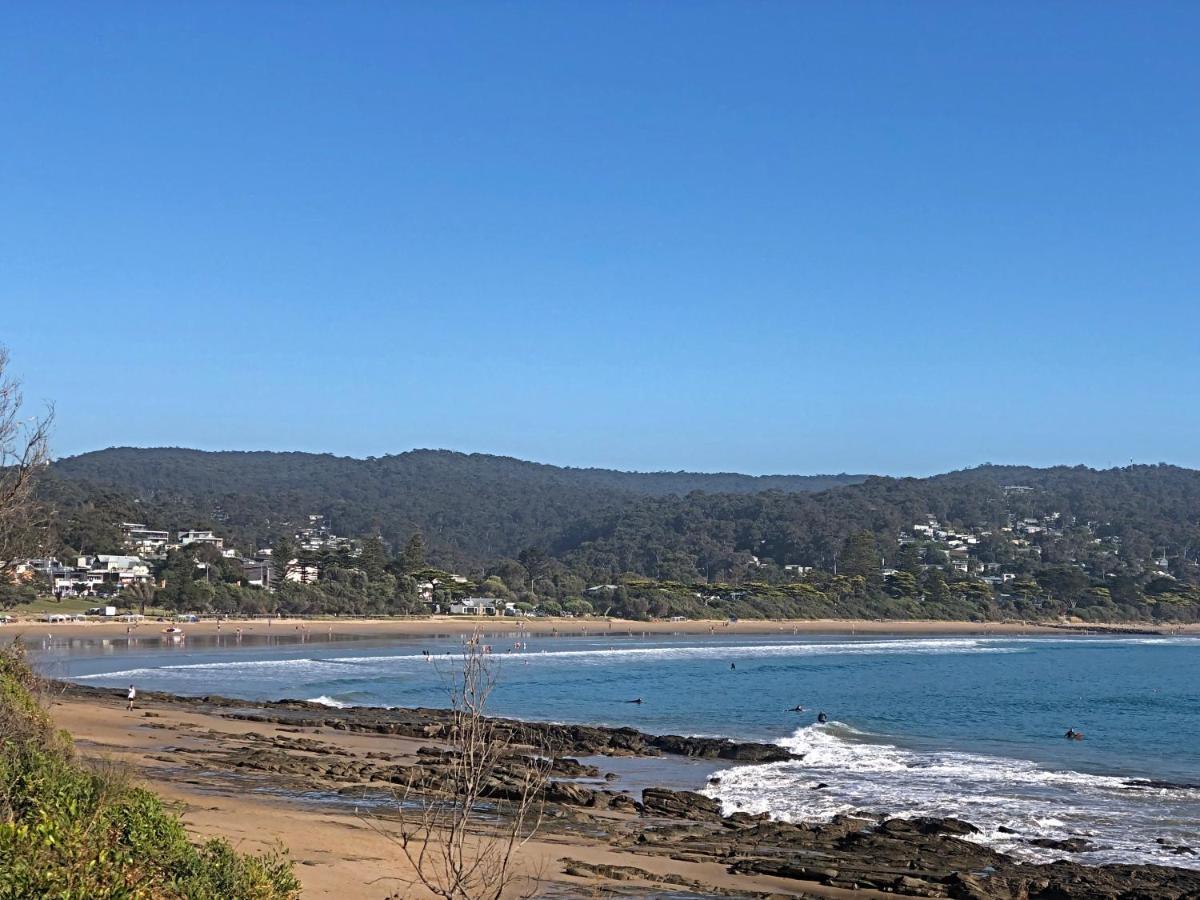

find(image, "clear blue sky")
[4,2,1198,476]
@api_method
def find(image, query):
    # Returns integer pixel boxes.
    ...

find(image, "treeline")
[34,450,1200,623]
[96,525,1200,625]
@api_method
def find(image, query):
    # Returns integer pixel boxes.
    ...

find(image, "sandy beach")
[7,614,1188,643]
[47,680,1200,900]
[48,688,876,899]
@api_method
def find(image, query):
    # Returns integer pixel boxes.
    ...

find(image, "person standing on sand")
[126,684,137,711]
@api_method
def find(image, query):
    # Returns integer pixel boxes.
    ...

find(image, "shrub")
[0,642,301,900]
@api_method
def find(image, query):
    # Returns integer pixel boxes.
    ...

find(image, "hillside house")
[121,523,170,555]
[178,529,224,549]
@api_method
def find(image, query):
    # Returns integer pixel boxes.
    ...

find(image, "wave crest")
[704,723,1200,869]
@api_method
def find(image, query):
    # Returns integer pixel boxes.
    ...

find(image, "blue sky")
[3,2,1198,475]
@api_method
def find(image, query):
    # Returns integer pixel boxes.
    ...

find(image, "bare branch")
[0,347,53,577]
[373,631,551,899]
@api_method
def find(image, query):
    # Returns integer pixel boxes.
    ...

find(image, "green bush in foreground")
[0,642,301,900]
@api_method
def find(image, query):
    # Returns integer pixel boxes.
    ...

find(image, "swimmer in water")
[817,712,828,723]
[788,705,805,712]
[626,698,643,704]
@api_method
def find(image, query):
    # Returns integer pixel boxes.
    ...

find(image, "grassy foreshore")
[7,613,1195,642]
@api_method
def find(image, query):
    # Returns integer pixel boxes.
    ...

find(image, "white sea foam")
[339,637,1024,666]
[59,637,1056,689]
[307,695,353,708]
[703,723,1200,868]
[73,636,1191,685]
[72,656,368,682]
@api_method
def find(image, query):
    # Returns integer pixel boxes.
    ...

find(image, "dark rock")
[725,811,769,826]
[608,793,641,813]
[650,733,798,763]
[910,816,980,836]
[1124,779,1200,791]
[543,782,596,806]
[641,788,723,822]
[944,871,991,899]
[1027,836,1095,853]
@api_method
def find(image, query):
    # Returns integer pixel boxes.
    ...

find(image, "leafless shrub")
[0,346,53,578]
[380,633,551,899]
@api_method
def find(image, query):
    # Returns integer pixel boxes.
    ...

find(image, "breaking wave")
[703,723,1200,868]
[70,637,1026,684]
[307,695,353,709]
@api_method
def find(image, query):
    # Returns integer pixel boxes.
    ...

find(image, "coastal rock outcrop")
[641,788,724,822]
[64,684,797,764]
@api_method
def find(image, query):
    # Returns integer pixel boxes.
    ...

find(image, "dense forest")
[44,448,864,564]
[30,449,1200,624]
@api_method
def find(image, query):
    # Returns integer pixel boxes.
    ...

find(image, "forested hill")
[43,449,1200,595]
[45,447,865,563]
[554,463,1200,583]
[51,448,866,497]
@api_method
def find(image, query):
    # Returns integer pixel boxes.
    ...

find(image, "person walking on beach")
[126,684,137,711]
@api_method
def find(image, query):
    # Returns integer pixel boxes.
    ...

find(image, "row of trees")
[47,450,1200,587]
[11,513,1200,623]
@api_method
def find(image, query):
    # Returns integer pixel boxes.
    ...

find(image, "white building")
[121,523,170,555]
[449,598,500,615]
[178,530,224,549]
[54,555,151,596]
[283,559,320,584]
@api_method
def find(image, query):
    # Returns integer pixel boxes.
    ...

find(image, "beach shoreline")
[8,613,1193,642]
[46,684,1200,899]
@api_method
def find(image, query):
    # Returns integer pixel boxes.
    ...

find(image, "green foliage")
[401,532,426,572]
[839,531,879,579]
[34,452,1200,624]
[0,583,38,610]
[43,448,863,570]
[561,597,593,616]
[0,643,301,900]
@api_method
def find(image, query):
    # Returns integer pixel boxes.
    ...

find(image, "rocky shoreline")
[59,683,1200,899]
[61,682,798,763]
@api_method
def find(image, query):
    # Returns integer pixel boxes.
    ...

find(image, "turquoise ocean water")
[38,630,1200,867]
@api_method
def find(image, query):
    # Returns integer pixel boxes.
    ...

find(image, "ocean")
[39,630,1200,868]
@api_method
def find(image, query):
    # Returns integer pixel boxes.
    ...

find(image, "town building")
[178,529,224,549]
[120,523,170,555]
